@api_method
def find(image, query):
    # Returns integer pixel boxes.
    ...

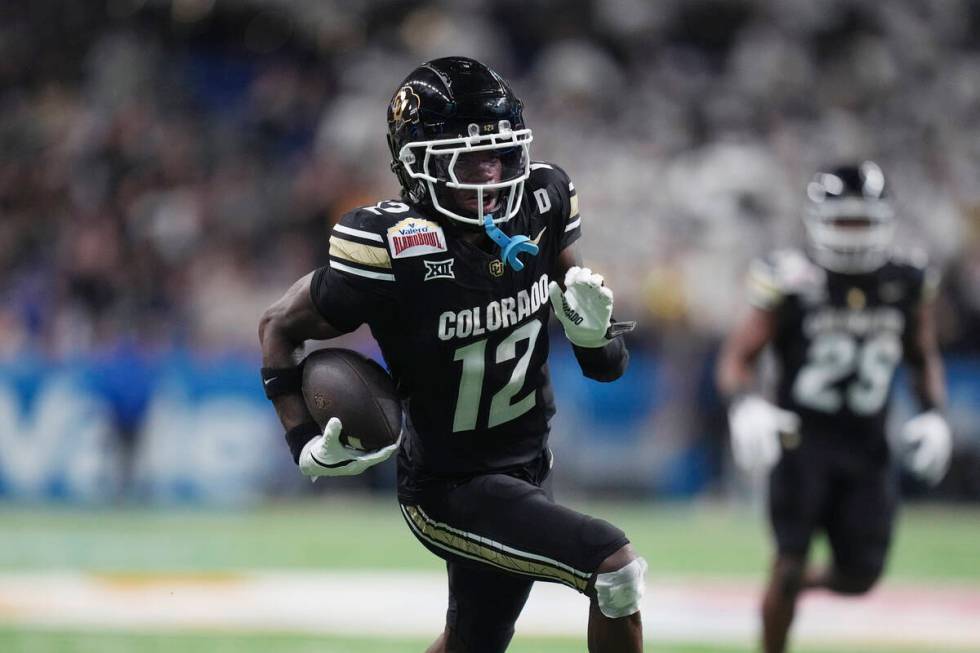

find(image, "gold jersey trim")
[401,504,591,592]
[329,235,392,269]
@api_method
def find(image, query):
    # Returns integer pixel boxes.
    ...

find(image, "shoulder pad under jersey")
[886,247,940,303]
[526,161,580,244]
[746,248,825,310]
[327,200,423,283]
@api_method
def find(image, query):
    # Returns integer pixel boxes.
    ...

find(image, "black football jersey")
[747,248,938,446]
[311,162,581,485]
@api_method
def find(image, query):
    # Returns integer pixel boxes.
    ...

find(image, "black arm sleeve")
[572,336,629,382]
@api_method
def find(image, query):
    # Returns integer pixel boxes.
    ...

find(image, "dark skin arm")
[716,305,778,400]
[258,272,345,432]
[555,242,583,285]
[904,299,946,411]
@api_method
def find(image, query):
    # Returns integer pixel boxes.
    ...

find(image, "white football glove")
[899,411,952,486]
[548,266,614,348]
[298,417,399,479]
[728,395,801,474]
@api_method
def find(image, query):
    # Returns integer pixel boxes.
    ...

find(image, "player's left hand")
[549,266,614,348]
[899,411,952,486]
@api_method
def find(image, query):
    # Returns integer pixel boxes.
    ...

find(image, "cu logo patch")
[489,260,504,277]
[390,86,421,130]
[424,258,455,281]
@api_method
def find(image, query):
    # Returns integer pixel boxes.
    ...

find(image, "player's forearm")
[906,301,947,413]
[258,310,316,430]
[259,273,352,463]
[573,337,628,382]
[716,350,756,402]
[259,319,321,462]
[909,353,947,412]
[716,307,774,402]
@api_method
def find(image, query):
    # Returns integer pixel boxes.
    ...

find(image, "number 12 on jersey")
[452,319,542,432]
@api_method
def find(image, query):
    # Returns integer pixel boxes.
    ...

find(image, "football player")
[258,57,644,653]
[716,162,953,653]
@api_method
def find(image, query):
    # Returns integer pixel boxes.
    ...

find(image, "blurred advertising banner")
[0,349,283,505]
[0,347,978,505]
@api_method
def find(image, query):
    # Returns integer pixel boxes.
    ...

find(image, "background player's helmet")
[803,161,895,273]
[386,57,532,227]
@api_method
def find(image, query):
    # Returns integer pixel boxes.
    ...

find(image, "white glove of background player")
[728,395,800,474]
[299,417,398,479]
[548,266,614,348]
[899,411,952,486]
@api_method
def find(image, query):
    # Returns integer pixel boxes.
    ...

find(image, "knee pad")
[594,557,647,619]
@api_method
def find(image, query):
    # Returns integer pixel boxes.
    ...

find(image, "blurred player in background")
[716,161,953,653]
[258,57,644,653]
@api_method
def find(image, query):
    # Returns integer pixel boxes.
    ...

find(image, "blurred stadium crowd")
[1,0,979,499]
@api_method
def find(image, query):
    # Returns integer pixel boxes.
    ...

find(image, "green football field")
[1,498,978,652]
[1,629,964,653]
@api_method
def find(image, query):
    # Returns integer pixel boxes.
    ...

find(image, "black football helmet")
[804,161,895,273]
[386,57,532,227]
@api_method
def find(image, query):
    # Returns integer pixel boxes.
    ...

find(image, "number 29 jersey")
[310,162,582,494]
[747,248,938,447]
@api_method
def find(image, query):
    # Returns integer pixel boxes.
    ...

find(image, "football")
[301,348,402,451]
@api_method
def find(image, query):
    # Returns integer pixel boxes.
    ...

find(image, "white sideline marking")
[0,571,978,648]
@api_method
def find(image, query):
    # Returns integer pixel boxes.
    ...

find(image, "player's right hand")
[727,395,800,474]
[298,417,399,479]
[899,411,952,486]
